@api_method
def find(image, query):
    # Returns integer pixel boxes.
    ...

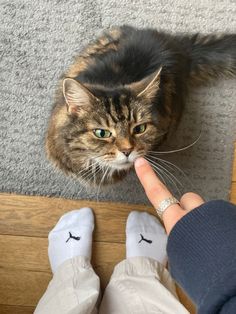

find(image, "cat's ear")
[126,67,162,99]
[63,78,97,113]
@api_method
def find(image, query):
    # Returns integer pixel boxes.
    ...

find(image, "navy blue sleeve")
[167,200,236,314]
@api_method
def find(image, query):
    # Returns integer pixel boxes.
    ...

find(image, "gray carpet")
[1,0,236,205]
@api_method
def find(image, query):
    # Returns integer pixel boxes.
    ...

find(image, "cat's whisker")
[143,157,167,186]
[60,175,80,197]
[135,151,146,160]
[75,169,95,190]
[96,166,109,202]
[59,165,87,195]
[147,153,195,189]
[77,164,95,177]
[106,166,114,180]
[60,180,72,196]
[73,159,103,195]
[93,167,100,187]
[78,158,101,175]
[144,157,178,195]
[147,154,184,176]
[78,164,100,187]
[148,132,202,155]
[145,156,183,188]
[95,166,105,201]
[144,156,182,197]
[77,182,88,196]
[77,170,97,195]
[91,163,103,187]
[77,157,110,191]
[74,162,100,192]
[89,155,103,180]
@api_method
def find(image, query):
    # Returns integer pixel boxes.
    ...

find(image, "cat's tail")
[181,33,236,86]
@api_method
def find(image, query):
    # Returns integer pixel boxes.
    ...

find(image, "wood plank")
[92,243,125,290]
[0,269,51,307]
[0,193,153,242]
[0,235,125,290]
[0,235,125,272]
[177,286,196,314]
[230,182,236,205]
[0,305,35,314]
[0,235,194,310]
[0,235,49,272]
[0,193,198,313]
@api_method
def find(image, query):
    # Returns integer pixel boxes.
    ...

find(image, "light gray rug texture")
[1,0,236,205]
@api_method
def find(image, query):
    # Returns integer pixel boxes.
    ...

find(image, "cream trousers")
[35,256,189,314]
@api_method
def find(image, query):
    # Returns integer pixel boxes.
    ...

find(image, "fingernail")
[135,157,148,168]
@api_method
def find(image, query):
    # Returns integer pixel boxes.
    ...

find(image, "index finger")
[134,157,175,208]
[134,158,172,208]
[135,157,188,234]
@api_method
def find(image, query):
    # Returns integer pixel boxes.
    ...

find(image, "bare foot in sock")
[126,211,167,266]
[48,207,94,273]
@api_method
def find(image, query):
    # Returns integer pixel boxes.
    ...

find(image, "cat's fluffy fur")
[46,25,236,186]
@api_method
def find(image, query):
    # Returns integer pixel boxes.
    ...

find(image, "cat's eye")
[133,123,147,134]
[93,129,112,138]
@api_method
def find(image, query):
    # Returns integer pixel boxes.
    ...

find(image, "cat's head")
[46,68,172,186]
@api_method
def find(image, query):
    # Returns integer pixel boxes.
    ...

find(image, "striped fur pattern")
[46,25,236,186]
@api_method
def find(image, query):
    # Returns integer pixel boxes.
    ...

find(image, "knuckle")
[180,192,198,202]
[146,185,164,198]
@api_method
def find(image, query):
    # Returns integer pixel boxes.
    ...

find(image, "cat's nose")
[122,149,132,157]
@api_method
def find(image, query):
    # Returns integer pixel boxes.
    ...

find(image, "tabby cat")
[46,25,236,186]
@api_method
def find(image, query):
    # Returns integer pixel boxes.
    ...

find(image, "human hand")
[134,157,204,234]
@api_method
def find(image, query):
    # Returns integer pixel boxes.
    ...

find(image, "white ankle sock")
[48,207,94,273]
[126,211,168,265]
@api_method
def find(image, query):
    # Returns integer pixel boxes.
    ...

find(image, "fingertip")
[134,157,149,169]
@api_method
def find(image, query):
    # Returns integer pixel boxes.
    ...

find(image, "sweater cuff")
[198,270,236,313]
[167,200,236,312]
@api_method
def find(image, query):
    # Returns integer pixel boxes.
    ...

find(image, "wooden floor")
[0,144,235,314]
